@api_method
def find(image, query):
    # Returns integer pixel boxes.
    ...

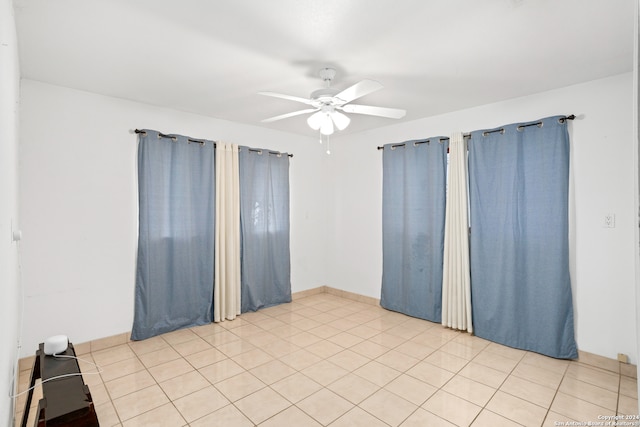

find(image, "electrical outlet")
[603,213,615,228]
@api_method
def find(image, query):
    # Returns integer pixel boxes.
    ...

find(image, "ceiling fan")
[259,68,406,135]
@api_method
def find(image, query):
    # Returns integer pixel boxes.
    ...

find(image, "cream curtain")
[214,142,241,322]
[442,132,473,333]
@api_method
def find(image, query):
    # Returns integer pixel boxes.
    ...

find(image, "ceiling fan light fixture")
[330,110,350,131]
[320,114,334,135]
[307,111,324,130]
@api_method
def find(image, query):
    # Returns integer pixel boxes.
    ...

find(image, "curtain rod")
[134,129,293,157]
[376,114,575,151]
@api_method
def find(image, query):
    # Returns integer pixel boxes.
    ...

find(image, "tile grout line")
[18,293,637,427]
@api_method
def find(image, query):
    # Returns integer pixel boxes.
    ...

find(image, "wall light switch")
[603,213,615,228]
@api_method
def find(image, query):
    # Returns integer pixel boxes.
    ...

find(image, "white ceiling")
[13,0,635,137]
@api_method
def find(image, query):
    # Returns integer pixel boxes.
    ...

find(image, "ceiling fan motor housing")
[311,88,339,105]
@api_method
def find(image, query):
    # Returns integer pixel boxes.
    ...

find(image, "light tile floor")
[15,293,639,426]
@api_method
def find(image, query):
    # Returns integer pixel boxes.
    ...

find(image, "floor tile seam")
[230,383,300,425]
[437,340,484,361]
[236,398,293,426]
[553,390,616,418]
[401,364,449,388]
[159,374,211,403]
[419,352,470,376]
[575,357,623,375]
[340,322,381,338]
[91,348,138,369]
[475,407,528,427]
[480,347,527,367]
[350,365,401,389]
[161,332,202,348]
[168,330,212,347]
[467,353,518,377]
[367,375,431,407]
[110,382,173,424]
[508,366,566,391]
[545,362,573,424]
[339,388,384,408]
[147,342,206,379]
[306,328,344,341]
[185,349,232,371]
[434,348,520,422]
[546,363,614,422]
[98,348,158,425]
[324,333,366,349]
[570,361,623,377]
[420,403,481,427]
[615,369,622,416]
[393,341,438,361]
[285,373,375,423]
[374,350,424,373]
[619,373,639,385]
[517,352,572,376]
[493,386,557,411]
[98,358,147,384]
[618,386,639,399]
[218,352,324,403]
[416,406,469,426]
[355,396,419,427]
[301,361,353,387]
[289,395,357,426]
[560,374,622,403]
[620,368,638,380]
[131,400,189,426]
[210,372,269,407]
[97,298,632,426]
[352,336,399,361]
[469,387,546,427]
[434,373,499,415]
[104,369,156,399]
[562,371,621,394]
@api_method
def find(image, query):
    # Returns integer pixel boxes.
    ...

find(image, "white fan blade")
[334,79,383,105]
[258,92,314,105]
[340,104,406,119]
[262,108,318,123]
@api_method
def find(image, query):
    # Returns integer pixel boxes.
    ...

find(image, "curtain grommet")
[482,129,504,136]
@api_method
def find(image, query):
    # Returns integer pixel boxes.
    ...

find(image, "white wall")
[19,73,637,365]
[18,80,329,358]
[328,73,636,363]
[633,0,639,407]
[0,0,21,424]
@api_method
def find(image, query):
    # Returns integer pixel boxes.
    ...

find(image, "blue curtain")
[132,130,215,340]
[239,148,291,312]
[468,116,577,359]
[381,139,448,322]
